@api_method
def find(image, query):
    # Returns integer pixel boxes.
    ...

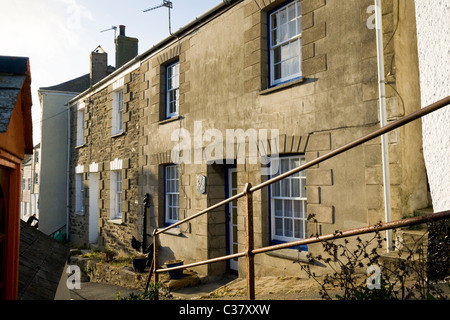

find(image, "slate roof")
[0,56,30,133]
[39,66,115,93]
[18,221,70,300]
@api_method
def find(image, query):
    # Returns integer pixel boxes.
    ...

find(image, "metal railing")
[146,95,450,300]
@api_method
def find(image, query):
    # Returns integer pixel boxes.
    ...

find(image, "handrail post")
[244,183,255,300]
[153,230,159,300]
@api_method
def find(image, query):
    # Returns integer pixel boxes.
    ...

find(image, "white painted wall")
[414,1,450,212]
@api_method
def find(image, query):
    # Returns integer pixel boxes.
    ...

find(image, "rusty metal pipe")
[154,191,245,235]
[156,210,450,274]
[252,210,450,255]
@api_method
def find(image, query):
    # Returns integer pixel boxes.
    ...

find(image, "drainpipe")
[66,102,71,241]
[374,0,393,252]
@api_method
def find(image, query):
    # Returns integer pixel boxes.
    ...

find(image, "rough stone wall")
[69,68,142,255]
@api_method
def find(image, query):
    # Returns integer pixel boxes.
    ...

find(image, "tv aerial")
[143,1,174,35]
[101,26,118,40]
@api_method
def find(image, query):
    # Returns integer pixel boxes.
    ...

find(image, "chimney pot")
[119,25,126,36]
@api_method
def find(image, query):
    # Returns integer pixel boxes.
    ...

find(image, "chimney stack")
[115,25,138,69]
[90,46,108,86]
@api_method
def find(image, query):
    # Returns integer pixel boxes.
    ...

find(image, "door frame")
[225,165,238,272]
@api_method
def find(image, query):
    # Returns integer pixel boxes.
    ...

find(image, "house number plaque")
[197,175,207,194]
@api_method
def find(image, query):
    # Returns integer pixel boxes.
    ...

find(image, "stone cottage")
[68,0,429,278]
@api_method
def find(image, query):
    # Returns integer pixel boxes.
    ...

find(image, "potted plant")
[132,254,148,273]
[165,259,184,279]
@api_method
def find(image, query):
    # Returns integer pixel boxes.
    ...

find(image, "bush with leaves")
[297,215,448,300]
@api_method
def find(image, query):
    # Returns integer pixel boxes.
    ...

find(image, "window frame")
[110,170,123,220]
[165,61,180,119]
[268,0,303,87]
[75,173,84,213]
[112,88,124,136]
[164,164,179,226]
[269,154,307,247]
[76,105,85,147]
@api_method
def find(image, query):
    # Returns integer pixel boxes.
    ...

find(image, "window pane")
[284,219,293,237]
[288,20,297,39]
[301,179,306,198]
[272,180,280,197]
[284,200,292,217]
[280,24,288,42]
[293,200,302,218]
[275,218,283,236]
[271,13,277,29]
[273,47,281,63]
[274,63,281,80]
[294,220,303,239]
[291,178,300,197]
[281,178,290,197]
[280,8,287,24]
[288,4,296,20]
[274,199,283,216]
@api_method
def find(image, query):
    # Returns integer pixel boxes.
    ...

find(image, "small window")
[110,170,123,220]
[112,89,124,135]
[34,173,39,185]
[270,155,307,243]
[35,151,39,163]
[76,107,85,146]
[269,0,302,87]
[166,61,180,119]
[75,173,84,213]
[165,165,179,225]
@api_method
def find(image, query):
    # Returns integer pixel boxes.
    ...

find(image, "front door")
[226,167,238,271]
[89,173,99,244]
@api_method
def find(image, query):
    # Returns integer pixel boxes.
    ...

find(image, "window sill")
[266,248,310,263]
[259,78,304,95]
[111,131,125,138]
[75,144,86,149]
[108,219,123,225]
[157,227,182,236]
[158,115,182,125]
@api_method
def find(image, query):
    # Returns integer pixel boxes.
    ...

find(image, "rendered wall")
[414,1,450,212]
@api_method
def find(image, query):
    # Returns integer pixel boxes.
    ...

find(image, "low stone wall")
[69,254,208,292]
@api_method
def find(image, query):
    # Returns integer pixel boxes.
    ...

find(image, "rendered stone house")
[69,0,429,278]
[20,143,40,222]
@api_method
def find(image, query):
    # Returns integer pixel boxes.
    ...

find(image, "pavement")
[68,274,237,301]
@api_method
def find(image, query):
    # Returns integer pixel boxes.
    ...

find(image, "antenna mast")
[143,0,174,35]
[101,26,118,40]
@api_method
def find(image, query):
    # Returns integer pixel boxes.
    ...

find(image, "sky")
[0,0,223,145]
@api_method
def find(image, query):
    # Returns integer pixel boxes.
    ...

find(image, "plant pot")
[132,258,147,273]
[165,260,184,279]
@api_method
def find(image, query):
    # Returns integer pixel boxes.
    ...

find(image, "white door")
[89,173,99,244]
[227,168,238,271]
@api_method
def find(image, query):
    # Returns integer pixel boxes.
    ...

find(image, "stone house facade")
[68,0,428,277]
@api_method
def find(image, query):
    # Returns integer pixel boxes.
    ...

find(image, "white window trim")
[165,165,179,226]
[270,155,307,243]
[166,62,180,119]
[269,0,303,87]
[109,159,124,222]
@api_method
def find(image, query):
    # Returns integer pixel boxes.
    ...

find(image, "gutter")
[68,0,243,106]
[66,102,70,241]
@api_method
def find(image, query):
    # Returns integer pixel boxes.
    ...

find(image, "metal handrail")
[149,95,450,299]
[155,95,450,236]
